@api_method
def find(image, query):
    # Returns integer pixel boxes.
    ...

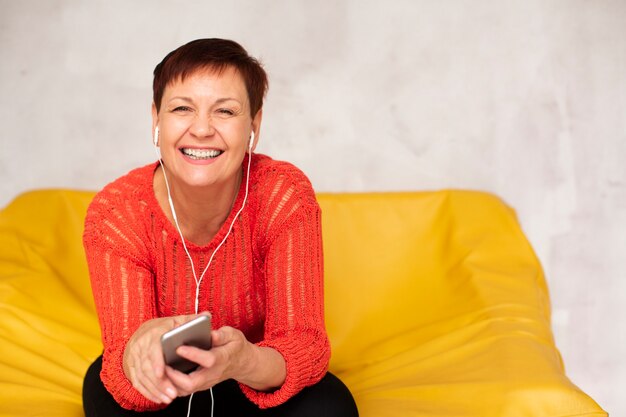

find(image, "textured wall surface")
[1,0,624,413]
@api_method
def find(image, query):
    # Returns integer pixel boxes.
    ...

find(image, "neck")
[154,164,242,246]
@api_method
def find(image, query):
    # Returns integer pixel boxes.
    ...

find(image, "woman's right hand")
[122,314,203,404]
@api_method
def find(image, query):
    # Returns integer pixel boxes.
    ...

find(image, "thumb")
[211,328,227,347]
[212,326,239,347]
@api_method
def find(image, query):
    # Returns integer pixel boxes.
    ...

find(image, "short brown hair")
[153,39,268,117]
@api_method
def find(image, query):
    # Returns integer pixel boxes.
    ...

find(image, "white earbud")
[154,126,160,147]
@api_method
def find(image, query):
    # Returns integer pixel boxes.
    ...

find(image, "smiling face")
[152,66,261,190]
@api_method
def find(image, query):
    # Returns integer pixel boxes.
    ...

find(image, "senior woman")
[82,38,358,417]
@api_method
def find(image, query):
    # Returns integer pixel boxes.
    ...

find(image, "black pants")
[83,355,358,417]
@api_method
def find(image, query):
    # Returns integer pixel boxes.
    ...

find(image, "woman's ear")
[151,103,159,144]
[250,108,263,153]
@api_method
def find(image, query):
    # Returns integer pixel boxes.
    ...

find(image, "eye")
[216,108,235,117]
[172,106,193,113]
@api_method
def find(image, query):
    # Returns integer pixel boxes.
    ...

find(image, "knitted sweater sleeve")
[83,191,164,411]
[239,167,331,408]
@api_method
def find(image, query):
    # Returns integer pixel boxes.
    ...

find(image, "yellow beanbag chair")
[0,189,606,416]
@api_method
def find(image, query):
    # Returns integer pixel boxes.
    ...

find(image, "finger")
[130,362,169,404]
[166,360,220,396]
[143,333,176,400]
[150,362,179,402]
[138,355,175,404]
[177,345,217,369]
[211,328,224,347]
[125,341,162,403]
[141,373,175,404]
[177,345,226,389]
[165,366,196,396]
[136,344,177,403]
[211,326,234,347]
[149,341,166,379]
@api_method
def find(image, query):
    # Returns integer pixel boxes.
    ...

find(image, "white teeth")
[181,148,222,160]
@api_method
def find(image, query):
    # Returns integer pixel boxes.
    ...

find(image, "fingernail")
[166,388,176,398]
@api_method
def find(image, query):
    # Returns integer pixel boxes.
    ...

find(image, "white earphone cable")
[157,143,252,314]
[154,129,253,417]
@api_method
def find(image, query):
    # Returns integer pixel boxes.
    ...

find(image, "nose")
[189,113,215,139]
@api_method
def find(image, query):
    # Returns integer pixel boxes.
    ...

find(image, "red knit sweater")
[83,154,330,411]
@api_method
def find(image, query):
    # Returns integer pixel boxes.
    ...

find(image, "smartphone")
[161,315,212,373]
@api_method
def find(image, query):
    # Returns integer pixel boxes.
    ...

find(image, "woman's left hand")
[164,326,256,396]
